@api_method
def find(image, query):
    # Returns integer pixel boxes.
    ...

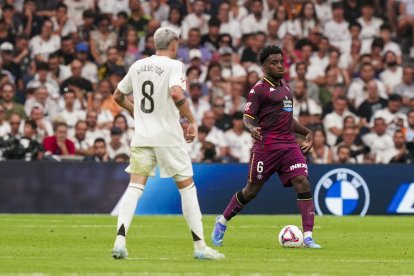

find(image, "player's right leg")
[212,151,268,246]
[112,147,156,259]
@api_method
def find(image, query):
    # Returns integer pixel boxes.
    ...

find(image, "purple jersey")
[244,77,297,151]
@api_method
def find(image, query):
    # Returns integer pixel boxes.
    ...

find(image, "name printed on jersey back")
[136,65,165,76]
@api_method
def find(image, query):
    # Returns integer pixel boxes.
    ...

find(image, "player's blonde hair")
[154,27,179,50]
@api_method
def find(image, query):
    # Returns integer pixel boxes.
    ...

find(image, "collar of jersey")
[263,77,278,87]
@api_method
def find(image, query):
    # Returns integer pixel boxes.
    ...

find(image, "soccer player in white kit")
[111,27,224,260]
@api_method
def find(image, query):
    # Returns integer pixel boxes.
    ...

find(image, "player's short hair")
[259,45,283,65]
[154,27,179,50]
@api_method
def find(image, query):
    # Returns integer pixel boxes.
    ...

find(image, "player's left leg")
[290,175,321,249]
[175,176,224,260]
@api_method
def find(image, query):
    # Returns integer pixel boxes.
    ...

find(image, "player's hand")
[251,127,262,141]
[301,132,314,154]
[185,122,198,143]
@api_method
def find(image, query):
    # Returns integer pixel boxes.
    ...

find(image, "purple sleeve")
[244,86,261,118]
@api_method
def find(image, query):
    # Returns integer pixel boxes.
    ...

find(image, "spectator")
[217,2,241,46]
[201,110,228,158]
[357,80,388,127]
[26,62,60,100]
[51,3,77,37]
[123,27,141,68]
[7,113,22,139]
[1,4,22,41]
[75,42,98,86]
[0,103,10,136]
[113,114,133,145]
[372,94,407,134]
[1,42,22,89]
[397,0,414,58]
[325,49,350,87]
[24,86,59,120]
[309,129,333,164]
[98,0,129,18]
[205,61,231,103]
[224,111,252,163]
[323,2,351,54]
[293,1,320,39]
[90,92,113,130]
[160,7,182,37]
[107,127,129,159]
[90,14,117,65]
[335,145,354,164]
[48,53,71,84]
[43,121,75,156]
[178,28,211,64]
[114,153,129,163]
[241,31,266,66]
[406,110,414,142]
[357,1,383,54]
[201,17,221,53]
[23,104,53,143]
[64,0,95,28]
[241,0,268,35]
[393,65,414,110]
[314,0,332,24]
[332,126,365,163]
[228,82,247,115]
[323,96,356,146]
[386,130,413,164]
[97,79,122,117]
[318,70,340,108]
[380,51,403,95]
[0,82,25,120]
[77,9,96,42]
[380,23,402,63]
[219,46,246,84]
[182,0,210,40]
[188,125,208,162]
[339,38,361,76]
[343,0,361,23]
[266,19,282,46]
[98,47,124,81]
[289,41,325,84]
[56,35,75,65]
[188,80,210,125]
[229,0,248,22]
[289,61,320,105]
[71,120,91,157]
[12,34,30,78]
[85,110,110,145]
[20,0,43,37]
[347,62,387,109]
[57,89,85,136]
[212,97,232,132]
[29,19,60,62]
[84,137,110,162]
[292,79,322,122]
[310,36,330,75]
[362,117,394,163]
[115,11,129,40]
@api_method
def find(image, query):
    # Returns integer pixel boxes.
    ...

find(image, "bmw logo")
[314,168,370,216]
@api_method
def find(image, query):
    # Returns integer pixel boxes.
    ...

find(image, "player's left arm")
[113,89,134,118]
[292,118,313,154]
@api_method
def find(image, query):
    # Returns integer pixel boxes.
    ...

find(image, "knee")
[292,175,310,193]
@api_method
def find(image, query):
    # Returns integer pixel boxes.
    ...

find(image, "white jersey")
[117,55,186,147]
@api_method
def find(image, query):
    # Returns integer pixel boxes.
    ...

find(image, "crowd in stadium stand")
[0,0,414,164]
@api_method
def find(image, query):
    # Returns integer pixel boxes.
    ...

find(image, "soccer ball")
[278,225,303,248]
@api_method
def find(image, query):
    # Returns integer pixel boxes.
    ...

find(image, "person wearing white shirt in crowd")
[0,104,11,137]
[187,81,210,125]
[23,105,53,143]
[142,0,170,22]
[181,0,210,41]
[393,65,414,109]
[290,42,325,84]
[266,19,283,46]
[47,53,72,84]
[378,130,409,164]
[161,7,182,37]
[362,117,394,163]
[323,96,356,146]
[26,62,60,100]
[98,0,129,18]
[380,23,402,64]
[188,125,208,162]
[224,112,253,163]
[371,94,408,135]
[71,120,91,156]
[64,0,95,27]
[241,0,269,35]
[85,110,110,145]
[323,2,351,54]
[107,127,130,160]
[314,0,332,25]
[289,62,320,105]
[292,79,322,122]
[90,93,114,130]
[218,47,246,84]
[57,89,86,137]
[293,1,320,39]
[51,3,77,37]
[75,42,98,87]
[229,0,248,22]
[357,2,383,54]
[380,51,403,95]
[24,86,60,121]
[217,2,241,45]
[310,36,330,73]
[201,110,228,157]
[397,0,414,58]
[29,19,61,62]
[347,62,387,109]
[406,110,414,142]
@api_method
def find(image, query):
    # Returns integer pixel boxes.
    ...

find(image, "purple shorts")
[247,146,308,187]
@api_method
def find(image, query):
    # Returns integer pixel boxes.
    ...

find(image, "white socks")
[304,231,312,239]
[218,215,228,226]
[116,183,145,239]
[179,183,207,251]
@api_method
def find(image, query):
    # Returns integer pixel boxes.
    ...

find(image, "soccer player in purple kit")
[211,45,321,249]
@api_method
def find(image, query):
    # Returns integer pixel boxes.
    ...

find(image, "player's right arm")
[243,86,262,141]
[113,68,134,118]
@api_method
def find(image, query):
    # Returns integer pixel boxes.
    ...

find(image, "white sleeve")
[117,68,133,95]
[169,61,186,90]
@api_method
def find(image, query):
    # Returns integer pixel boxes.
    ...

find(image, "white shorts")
[126,146,193,179]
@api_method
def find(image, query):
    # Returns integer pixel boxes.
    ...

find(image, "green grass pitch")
[0,215,413,275]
